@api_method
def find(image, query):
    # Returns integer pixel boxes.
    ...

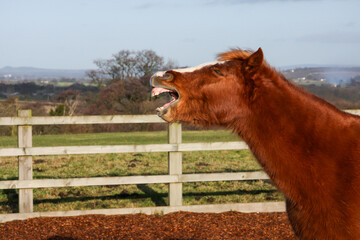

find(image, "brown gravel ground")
[0,211,296,240]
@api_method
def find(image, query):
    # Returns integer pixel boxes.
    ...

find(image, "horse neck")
[232,69,347,201]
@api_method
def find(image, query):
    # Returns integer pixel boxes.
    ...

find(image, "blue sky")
[1,0,360,69]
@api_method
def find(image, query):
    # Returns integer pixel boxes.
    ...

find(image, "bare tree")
[113,50,137,80]
[56,89,80,116]
[86,69,107,89]
[87,49,173,88]
[135,50,164,76]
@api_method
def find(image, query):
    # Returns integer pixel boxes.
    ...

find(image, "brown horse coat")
[151,48,360,239]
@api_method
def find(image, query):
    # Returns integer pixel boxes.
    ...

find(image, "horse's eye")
[212,68,224,77]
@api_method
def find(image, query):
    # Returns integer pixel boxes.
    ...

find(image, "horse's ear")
[245,48,263,75]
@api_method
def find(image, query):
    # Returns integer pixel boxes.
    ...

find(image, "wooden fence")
[1,109,359,222]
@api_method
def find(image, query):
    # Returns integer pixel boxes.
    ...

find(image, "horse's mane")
[217,48,253,61]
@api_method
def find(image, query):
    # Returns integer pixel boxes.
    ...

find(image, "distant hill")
[281,66,360,85]
[0,66,89,80]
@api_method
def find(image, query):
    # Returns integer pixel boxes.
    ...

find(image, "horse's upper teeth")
[151,87,171,97]
[152,91,160,97]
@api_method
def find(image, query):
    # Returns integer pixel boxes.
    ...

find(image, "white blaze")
[172,61,226,73]
[151,61,227,81]
[153,71,166,77]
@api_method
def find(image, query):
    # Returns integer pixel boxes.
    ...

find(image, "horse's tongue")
[163,102,171,108]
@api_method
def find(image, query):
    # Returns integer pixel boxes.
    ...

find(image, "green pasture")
[0,130,240,148]
[0,130,283,214]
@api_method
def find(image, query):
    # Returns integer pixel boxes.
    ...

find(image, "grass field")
[0,130,241,147]
[0,130,283,214]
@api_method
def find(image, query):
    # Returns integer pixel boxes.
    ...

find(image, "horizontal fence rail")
[0,114,165,126]
[0,171,269,190]
[0,142,249,157]
[0,109,359,223]
[1,109,358,126]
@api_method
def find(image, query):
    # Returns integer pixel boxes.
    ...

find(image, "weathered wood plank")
[0,142,248,157]
[180,171,269,182]
[0,144,178,156]
[178,141,249,151]
[0,175,178,189]
[168,123,183,206]
[17,110,33,213]
[0,172,268,190]
[0,202,286,223]
[0,115,165,126]
[0,111,358,127]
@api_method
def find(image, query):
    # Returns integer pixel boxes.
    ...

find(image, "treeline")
[0,50,177,135]
[0,82,98,100]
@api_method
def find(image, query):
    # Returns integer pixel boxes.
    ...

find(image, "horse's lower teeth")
[156,107,164,112]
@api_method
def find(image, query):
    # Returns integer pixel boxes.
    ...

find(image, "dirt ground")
[0,211,296,239]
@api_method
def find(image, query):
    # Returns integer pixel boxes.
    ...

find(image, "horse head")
[151,48,264,126]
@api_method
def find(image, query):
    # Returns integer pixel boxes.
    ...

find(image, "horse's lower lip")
[156,99,179,115]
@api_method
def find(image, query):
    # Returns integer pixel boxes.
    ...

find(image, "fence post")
[168,122,182,206]
[17,110,33,213]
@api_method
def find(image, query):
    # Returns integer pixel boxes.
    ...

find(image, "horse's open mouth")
[151,87,179,115]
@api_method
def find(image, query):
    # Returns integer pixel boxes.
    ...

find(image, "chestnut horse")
[150,48,360,239]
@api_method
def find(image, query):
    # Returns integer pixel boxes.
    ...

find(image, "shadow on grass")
[28,168,264,180]
[33,191,148,206]
[185,189,278,199]
[31,188,278,206]
[136,184,167,206]
[0,189,18,213]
